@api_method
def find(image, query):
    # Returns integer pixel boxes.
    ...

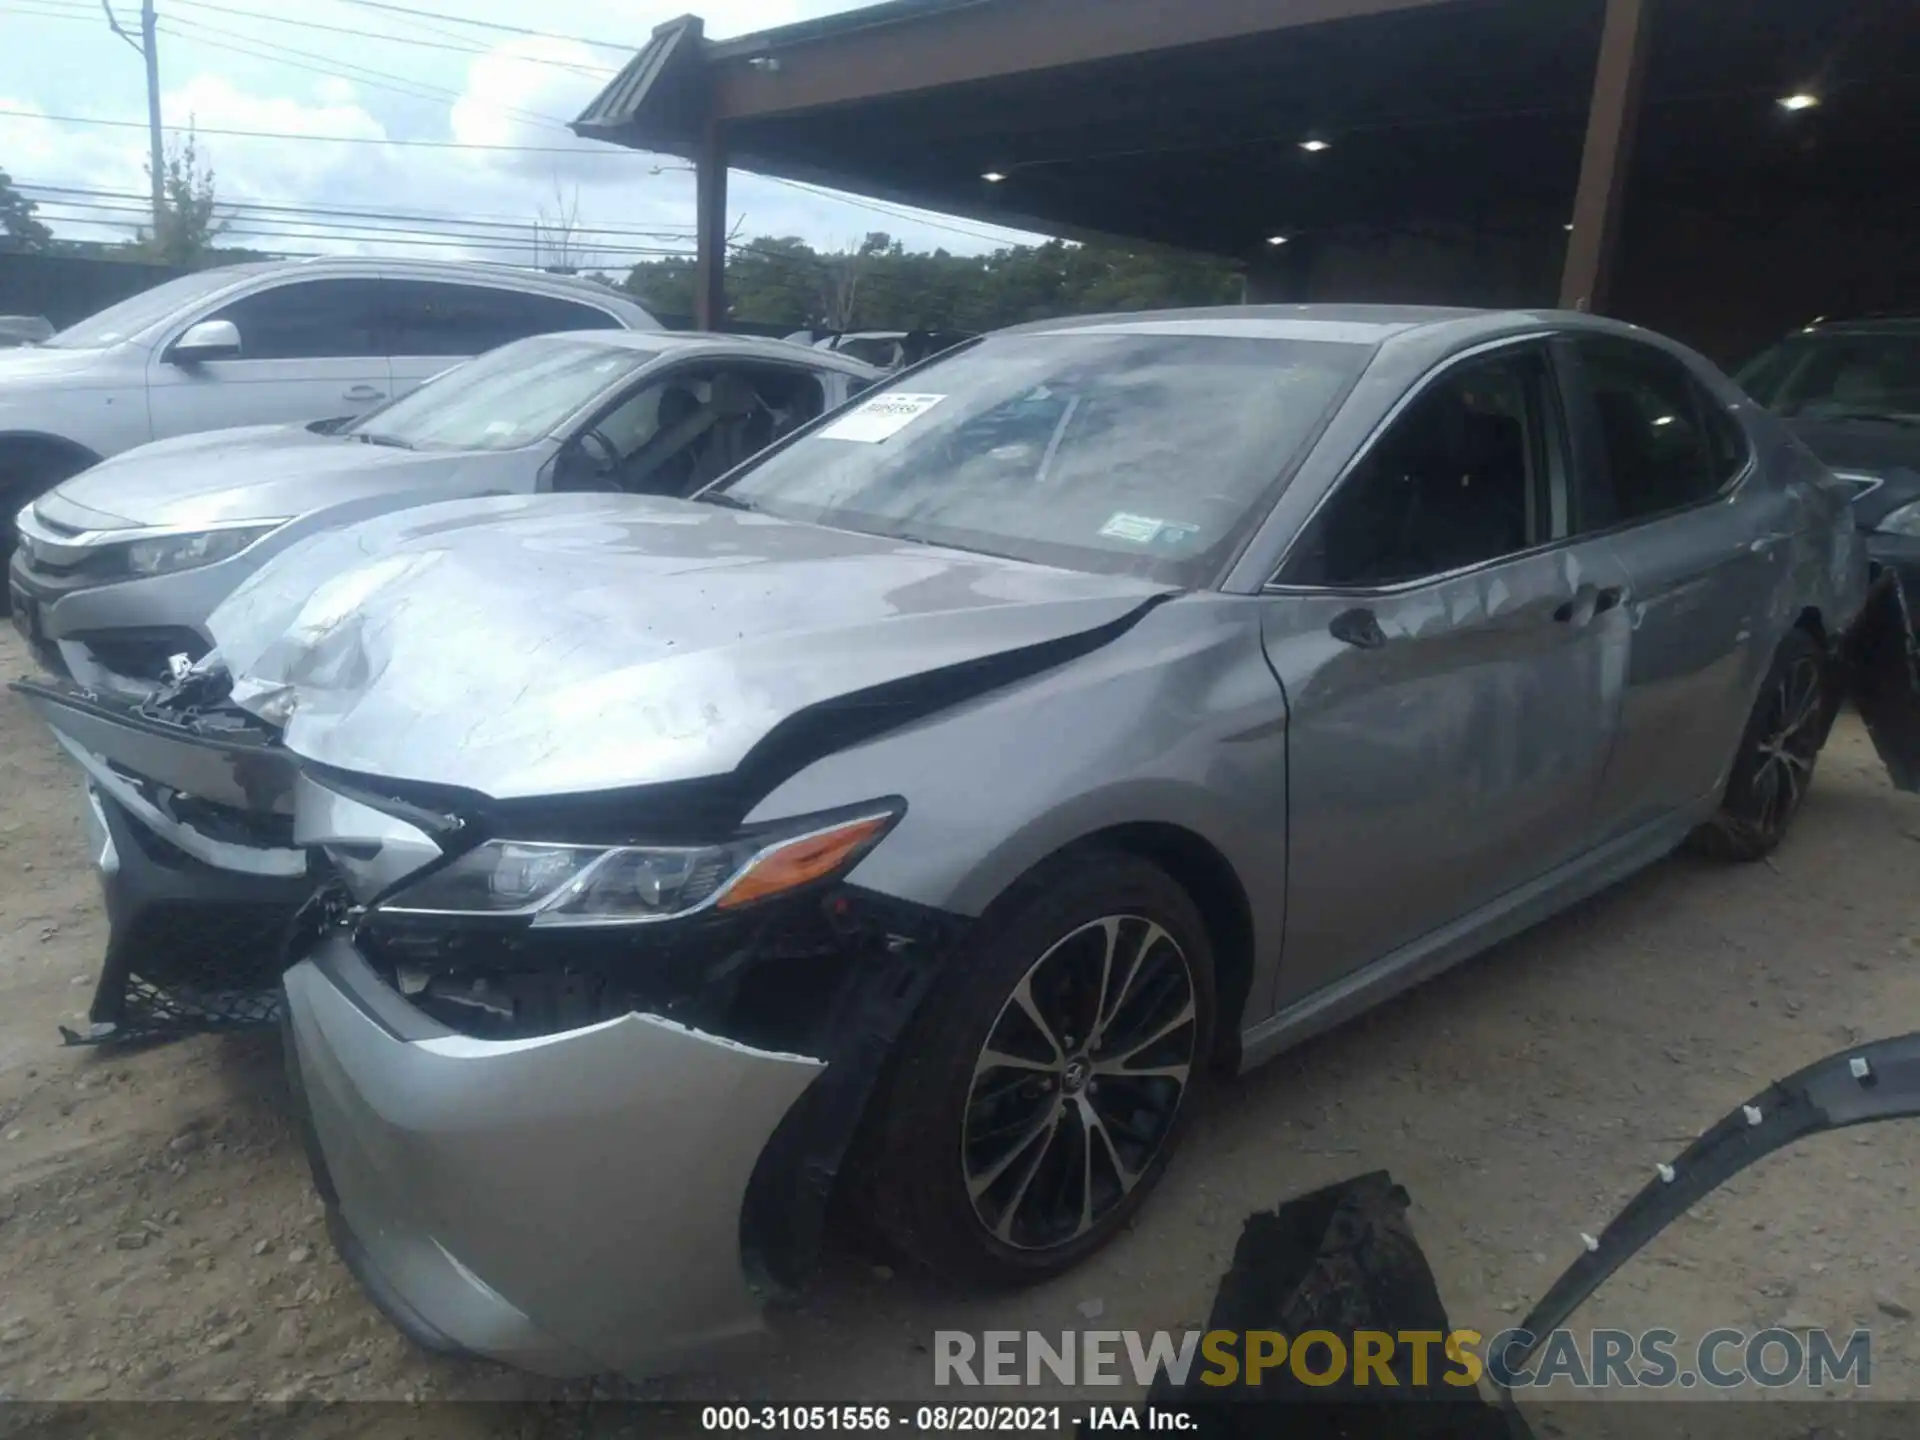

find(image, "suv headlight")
[121,522,284,578]
[1878,499,1920,538]
[376,804,901,927]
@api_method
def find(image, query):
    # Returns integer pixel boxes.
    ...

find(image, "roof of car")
[1002,302,1675,359]
[538,327,884,375]
[187,255,653,312]
[1801,316,1920,334]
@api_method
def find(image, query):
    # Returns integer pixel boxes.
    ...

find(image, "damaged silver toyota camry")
[16,305,1920,1380]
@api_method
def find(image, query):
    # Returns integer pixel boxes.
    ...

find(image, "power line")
[329,0,632,52]
[756,173,1031,246]
[0,105,687,158]
[35,200,697,257]
[19,180,695,238]
[157,14,573,129]
[163,0,617,76]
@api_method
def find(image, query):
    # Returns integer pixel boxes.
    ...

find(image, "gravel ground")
[2,625,1918,1429]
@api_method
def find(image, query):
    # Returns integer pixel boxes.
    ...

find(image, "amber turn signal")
[716,813,895,909]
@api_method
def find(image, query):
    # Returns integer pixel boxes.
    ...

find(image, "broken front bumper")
[283,934,826,1379]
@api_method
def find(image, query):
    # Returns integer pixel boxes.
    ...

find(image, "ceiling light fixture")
[1777,92,1819,111]
[981,170,1007,183]
[1266,234,1289,246]
[1299,139,1331,153]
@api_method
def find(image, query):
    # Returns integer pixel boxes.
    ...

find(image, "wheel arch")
[0,430,103,491]
[952,810,1262,1074]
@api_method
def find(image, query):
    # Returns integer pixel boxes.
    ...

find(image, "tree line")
[620,231,1246,334]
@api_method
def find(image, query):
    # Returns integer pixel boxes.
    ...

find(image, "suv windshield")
[40,266,277,348]
[345,335,662,452]
[708,330,1371,585]
[1737,329,1920,424]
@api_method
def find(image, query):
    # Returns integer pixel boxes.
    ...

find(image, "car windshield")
[1737,330,1920,424]
[707,330,1371,585]
[39,267,274,348]
[345,335,663,452]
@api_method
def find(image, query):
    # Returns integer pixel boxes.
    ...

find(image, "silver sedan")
[19,305,1919,1381]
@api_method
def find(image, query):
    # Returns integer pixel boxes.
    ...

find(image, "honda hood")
[42,424,529,529]
[204,491,1173,799]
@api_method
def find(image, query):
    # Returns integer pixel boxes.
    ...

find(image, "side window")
[1573,338,1727,527]
[1282,349,1555,588]
[561,363,827,497]
[203,279,384,360]
[383,282,621,357]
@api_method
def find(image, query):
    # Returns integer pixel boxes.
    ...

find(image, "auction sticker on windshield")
[819,393,946,443]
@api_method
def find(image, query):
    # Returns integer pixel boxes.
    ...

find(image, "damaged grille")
[67,900,294,1046]
[358,901,856,1047]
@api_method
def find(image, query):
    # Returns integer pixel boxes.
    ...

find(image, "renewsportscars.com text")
[933,1327,1872,1390]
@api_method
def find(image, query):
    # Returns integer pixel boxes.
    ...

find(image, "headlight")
[1878,499,1920,538]
[121,523,284,578]
[376,804,901,927]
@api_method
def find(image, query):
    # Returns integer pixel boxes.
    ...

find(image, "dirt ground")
[2,623,1919,1426]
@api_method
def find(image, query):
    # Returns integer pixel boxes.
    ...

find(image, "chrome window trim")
[1262,331,1560,594]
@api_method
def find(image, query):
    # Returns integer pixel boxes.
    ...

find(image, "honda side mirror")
[168,319,242,363]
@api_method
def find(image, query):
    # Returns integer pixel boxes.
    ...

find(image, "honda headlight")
[122,522,284,578]
[1878,499,1920,538]
[377,804,901,927]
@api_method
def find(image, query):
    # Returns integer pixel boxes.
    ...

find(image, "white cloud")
[0,0,1047,269]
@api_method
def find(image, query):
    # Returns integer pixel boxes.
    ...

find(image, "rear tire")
[860,851,1216,1287]
[1686,628,1831,862]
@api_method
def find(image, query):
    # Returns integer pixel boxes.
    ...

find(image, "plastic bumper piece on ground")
[281,937,829,1380]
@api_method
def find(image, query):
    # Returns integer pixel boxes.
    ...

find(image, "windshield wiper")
[352,431,415,449]
[698,492,758,512]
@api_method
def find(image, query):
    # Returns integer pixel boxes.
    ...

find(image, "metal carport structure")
[573,0,1919,362]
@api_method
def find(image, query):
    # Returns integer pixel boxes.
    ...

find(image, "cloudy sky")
[0,0,1045,269]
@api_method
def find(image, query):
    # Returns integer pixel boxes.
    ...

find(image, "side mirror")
[168,319,242,363]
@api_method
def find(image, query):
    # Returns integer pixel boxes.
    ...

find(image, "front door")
[146,278,392,441]
[1262,341,1633,1005]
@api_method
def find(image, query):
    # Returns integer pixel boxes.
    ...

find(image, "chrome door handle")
[344,384,384,401]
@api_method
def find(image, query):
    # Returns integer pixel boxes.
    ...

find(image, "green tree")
[135,128,229,267]
[0,166,53,252]
[624,234,1243,333]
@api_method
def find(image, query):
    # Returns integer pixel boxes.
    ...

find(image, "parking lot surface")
[1,628,1917,1425]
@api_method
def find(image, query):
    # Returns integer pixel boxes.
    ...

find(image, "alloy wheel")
[961,914,1198,1252]
[1748,654,1824,833]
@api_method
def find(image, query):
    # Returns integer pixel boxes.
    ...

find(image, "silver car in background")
[10,332,877,693]
[19,305,1920,1381]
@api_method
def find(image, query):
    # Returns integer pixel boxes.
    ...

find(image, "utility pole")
[102,0,166,234]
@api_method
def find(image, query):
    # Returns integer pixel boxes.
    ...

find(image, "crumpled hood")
[208,491,1171,798]
[45,425,512,528]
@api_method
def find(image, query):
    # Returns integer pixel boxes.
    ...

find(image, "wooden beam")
[694,122,728,331]
[711,0,1455,121]
[1559,0,1650,312]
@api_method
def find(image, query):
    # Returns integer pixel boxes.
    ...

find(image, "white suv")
[0,255,658,587]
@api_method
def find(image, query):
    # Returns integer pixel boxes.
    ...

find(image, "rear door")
[146,278,392,439]
[1561,335,1787,839]
[382,279,625,399]
[1262,339,1634,1005]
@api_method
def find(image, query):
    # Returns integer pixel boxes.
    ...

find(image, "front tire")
[861,852,1216,1286]
[1686,628,1831,862]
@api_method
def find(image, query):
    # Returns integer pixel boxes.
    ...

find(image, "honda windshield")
[344,336,663,452]
[705,330,1371,586]
[1737,330,1920,425]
